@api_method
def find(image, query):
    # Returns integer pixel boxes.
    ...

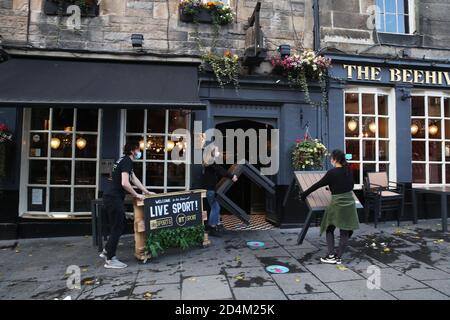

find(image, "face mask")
[134,151,142,160]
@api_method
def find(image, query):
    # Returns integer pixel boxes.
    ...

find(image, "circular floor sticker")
[246,241,265,248]
[266,265,289,274]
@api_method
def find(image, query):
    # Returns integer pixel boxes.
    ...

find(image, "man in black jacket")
[202,146,237,236]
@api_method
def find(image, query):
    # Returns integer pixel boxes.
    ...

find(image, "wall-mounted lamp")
[278,44,291,58]
[131,34,144,48]
[347,118,358,132]
[400,88,412,101]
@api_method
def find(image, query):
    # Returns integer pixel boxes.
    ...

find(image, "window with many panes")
[411,94,450,185]
[122,109,190,193]
[344,90,395,187]
[20,108,101,217]
[376,0,415,34]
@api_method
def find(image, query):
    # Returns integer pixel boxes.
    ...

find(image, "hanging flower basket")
[179,0,234,25]
[44,0,99,17]
[292,137,327,171]
[201,50,240,89]
[271,49,332,108]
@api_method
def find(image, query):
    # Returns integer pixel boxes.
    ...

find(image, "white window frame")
[411,90,450,187]
[376,0,416,34]
[344,87,397,189]
[19,108,102,218]
[120,109,191,193]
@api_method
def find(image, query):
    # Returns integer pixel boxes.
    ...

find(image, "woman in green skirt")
[300,149,359,265]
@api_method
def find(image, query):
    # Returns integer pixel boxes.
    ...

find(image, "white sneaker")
[99,249,107,261]
[104,257,127,269]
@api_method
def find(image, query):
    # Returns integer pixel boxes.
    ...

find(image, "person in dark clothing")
[202,146,238,237]
[100,141,154,269]
[300,149,360,265]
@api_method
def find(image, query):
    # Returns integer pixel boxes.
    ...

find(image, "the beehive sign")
[144,192,203,235]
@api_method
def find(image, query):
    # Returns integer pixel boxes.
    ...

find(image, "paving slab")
[389,288,450,300]
[305,264,364,283]
[231,286,287,300]
[326,280,396,300]
[181,275,232,300]
[271,273,330,295]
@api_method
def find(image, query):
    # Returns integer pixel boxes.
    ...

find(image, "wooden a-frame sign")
[215,161,275,225]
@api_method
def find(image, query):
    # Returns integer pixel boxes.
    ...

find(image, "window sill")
[377,32,423,47]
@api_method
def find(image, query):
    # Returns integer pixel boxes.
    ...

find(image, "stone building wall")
[0,0,314,57]
[319,0,450,60]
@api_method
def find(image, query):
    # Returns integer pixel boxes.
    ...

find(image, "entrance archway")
[215,119,276,226]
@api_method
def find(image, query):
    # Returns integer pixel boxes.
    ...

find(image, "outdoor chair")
[363,172,405,228]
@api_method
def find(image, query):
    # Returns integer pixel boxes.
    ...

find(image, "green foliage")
[202,51,240,89]
[145,224,205,257]
[292,138,328,170]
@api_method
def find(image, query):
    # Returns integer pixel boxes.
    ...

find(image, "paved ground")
[0,219,450,300]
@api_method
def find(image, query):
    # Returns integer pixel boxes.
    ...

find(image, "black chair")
[363,172,405,228]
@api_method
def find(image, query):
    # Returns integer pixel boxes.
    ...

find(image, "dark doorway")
[215,119,275,222]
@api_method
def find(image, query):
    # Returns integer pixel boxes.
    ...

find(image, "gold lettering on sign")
[342,64,449,86]
[425,71,437,84]
[444,72,450,86]
[390,68,402,82]
[371,67,382,81]
[402,69,413,83]
[414,70,424,84]
[343,65,356,79]
[357,66,370,80]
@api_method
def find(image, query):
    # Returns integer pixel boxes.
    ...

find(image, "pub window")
[411,94,450,185]
[376,0,415,34]
[122,109,190,193]
[344,90,395,188]
[20,108,101,217]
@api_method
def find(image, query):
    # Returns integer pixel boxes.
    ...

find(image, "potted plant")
[179,0,234,25]
[44,0,99,17]
[201,50,240,89]
[292,136,327,171]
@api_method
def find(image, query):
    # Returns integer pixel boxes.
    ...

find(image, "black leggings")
[326,225,353,258]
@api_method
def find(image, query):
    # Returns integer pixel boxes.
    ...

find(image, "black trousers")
[103,195,126,260]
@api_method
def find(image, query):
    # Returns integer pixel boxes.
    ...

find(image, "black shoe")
[216,224,227,232]
[320,254,337,264]
[335,257,342,265]
[208,226,222,237]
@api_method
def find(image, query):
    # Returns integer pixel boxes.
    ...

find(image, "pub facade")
[0,0,449,239]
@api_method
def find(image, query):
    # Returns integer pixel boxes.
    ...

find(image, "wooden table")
[284,171,363,244]
[412,186,450,232]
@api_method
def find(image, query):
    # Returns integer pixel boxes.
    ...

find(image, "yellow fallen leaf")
[28,254,33,257]
[235,275,244,280]
[383,247,391,253]
[434,239,444,244]
[295,278,301,282]
[81,268,88,272]
[235,256,241,261]
[15,250,20,253]
[83,279,95,285]
[336,265,348,271]
[143,292,153,299]
[189,277,196,281]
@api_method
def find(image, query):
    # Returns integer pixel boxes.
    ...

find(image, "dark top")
[202,164,233,191]
[302,167,354,199]
[103,156,134,200]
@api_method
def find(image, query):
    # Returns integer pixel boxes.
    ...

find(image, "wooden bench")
[284,171,363,244]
